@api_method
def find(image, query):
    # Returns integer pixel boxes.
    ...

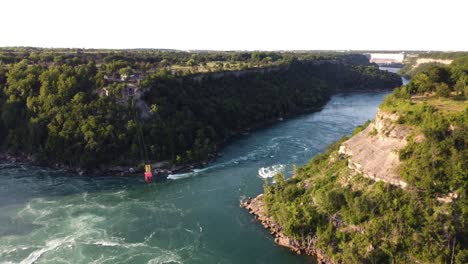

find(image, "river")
[0,71,406,263]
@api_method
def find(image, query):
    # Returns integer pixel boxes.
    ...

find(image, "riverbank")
[0,88,369,178]
[241,195,333,264]
[241,68,467,262]
[0,102,327,178]
[0,151,203,178]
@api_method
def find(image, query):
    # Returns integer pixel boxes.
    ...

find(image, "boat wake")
[167,141,282,180]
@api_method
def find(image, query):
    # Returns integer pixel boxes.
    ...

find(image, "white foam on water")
[4,188,191,264]
[20,237,73,264]
[42,256,72,264]
[16,201,54,223]
[0,247,20,255]
[147,251,183,264]
[192,167,209,173]
[144,231,156,242]
[89,255,115,264]
[92,241,121,247]
[167,140,283,180]
[91,239,147,249]
[167,171,196,180]
[167,163,219,180]
[111,190,126,199]
[258,164,285,179]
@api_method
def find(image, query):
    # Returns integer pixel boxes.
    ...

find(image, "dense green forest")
[0,49,400,169]
[0,47,369,74]
[262,57,467,263]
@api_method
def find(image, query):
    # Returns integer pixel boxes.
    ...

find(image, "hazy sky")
[2,0,467,51]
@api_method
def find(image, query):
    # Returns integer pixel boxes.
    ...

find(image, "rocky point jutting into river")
[241,195,333,263]
[241,107,414,262]
[242,61,467,263]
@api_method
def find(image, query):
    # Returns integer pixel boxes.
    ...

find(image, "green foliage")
[140,60,398,163]
[344,65,401,89]
[382,62,467,196]
[0,61,131,167]
[391,85,411,99]
[0,49,400,169]
[456,249,468,264]
[454,76,468,96]
[262,59,467,263]
[398,109,467,195]
[404,64,461,96]
[352,120,371,136]
[264,139,467,262]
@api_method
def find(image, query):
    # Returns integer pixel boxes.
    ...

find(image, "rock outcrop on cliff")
[241,108,417,263]
[243,58,468,263]
[339,109,411,188]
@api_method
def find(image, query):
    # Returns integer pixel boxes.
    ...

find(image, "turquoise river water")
[0,74,405,263]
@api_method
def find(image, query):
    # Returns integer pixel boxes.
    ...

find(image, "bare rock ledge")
[241,194,333,264]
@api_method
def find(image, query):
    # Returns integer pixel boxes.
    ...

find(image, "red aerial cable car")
[144,164,153,183]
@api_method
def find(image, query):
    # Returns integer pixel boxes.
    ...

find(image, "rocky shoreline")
[0,151,202,178]
[240,194,333,264]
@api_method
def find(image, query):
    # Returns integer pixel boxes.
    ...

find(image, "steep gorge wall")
[339,109,411,188]
[415,58,453,67]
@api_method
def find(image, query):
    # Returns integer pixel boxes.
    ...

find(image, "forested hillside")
[0,49,400,170]
[398,52,468,78]
[255,56,468,263]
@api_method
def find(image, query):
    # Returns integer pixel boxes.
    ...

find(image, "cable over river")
[0,89,399,263]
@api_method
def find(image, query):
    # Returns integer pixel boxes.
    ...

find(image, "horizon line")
[1,46,467,53]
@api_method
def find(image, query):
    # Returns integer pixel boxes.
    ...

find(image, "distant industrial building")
[368,53,406,64]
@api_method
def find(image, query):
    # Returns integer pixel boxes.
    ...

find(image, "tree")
[435,82,450,97]
[408,73,431,94]
[119,66,132,81]
[159,59,169,68]
[454,76,467,96]
[186,59,197,67]
[4,59,40,102]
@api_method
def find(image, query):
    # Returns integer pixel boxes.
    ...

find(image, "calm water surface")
[0,84,400,263]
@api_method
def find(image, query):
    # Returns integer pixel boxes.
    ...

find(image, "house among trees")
[123,85,136,97]
[101,68,146,100]
[96,87,109,97]
[103,74,121,83]
[122,83,142,99]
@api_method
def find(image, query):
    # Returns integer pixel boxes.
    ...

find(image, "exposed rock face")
[241,108,418,262]
[241,195,333,264]
[190,66,288,82]
[339,109,410,188]
[415,58,453,67]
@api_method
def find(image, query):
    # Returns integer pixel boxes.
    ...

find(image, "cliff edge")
[338,109,411,188]
[242,57,467,264]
